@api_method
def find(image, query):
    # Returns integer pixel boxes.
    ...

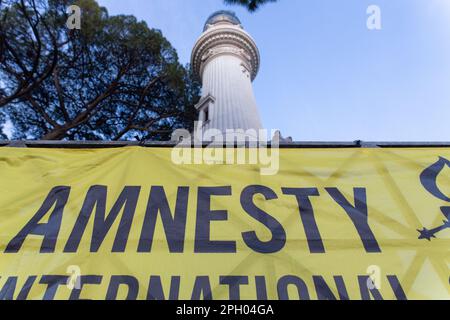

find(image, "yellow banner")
[0,147,449,300]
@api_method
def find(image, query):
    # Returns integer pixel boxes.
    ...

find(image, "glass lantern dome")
[203,10,242,31]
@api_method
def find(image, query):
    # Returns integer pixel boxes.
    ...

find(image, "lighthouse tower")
[191,11,263,137]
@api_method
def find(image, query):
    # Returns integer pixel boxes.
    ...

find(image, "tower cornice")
[191,27,260,81]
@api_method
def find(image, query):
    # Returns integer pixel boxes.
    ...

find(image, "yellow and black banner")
[0,147,448,300]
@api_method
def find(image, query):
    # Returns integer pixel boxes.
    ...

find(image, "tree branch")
[52,66,70,122]
[25,95,60,128]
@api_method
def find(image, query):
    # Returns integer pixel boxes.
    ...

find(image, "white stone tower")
[191,11,263,136]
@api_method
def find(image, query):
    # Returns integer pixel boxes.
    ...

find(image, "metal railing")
[1,140,449,149]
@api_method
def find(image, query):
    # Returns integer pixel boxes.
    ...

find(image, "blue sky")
[97,0,450,141]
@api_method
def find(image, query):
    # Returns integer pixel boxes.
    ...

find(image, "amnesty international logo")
[417,157,450,241]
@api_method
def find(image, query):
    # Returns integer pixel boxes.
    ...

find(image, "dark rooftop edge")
[0,140,449,149]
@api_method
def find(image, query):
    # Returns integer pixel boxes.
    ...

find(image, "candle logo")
[417,157,450,241]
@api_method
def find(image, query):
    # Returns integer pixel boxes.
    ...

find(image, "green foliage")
[0,0,200,140]
[224,0,277,12]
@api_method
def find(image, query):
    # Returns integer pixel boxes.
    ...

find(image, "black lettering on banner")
[39,275,69,300]
[219,276,249,300]
[64,186,140,253]
[312,276,349,300]
[106,275,139,300]
[277,275,310,300]
[147,276,180,300]
[138,187,189,253]
[387,275,407,300]
[241,185,286,253]
[5,186,70,253]
[326,188,381,253]
[194,187,236,253]
[0,276,37,300]
[281,188,325,253]
[191,276,212,300]
[69,275,102,300]
[358,275,383,300]
[255,276,268,300]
